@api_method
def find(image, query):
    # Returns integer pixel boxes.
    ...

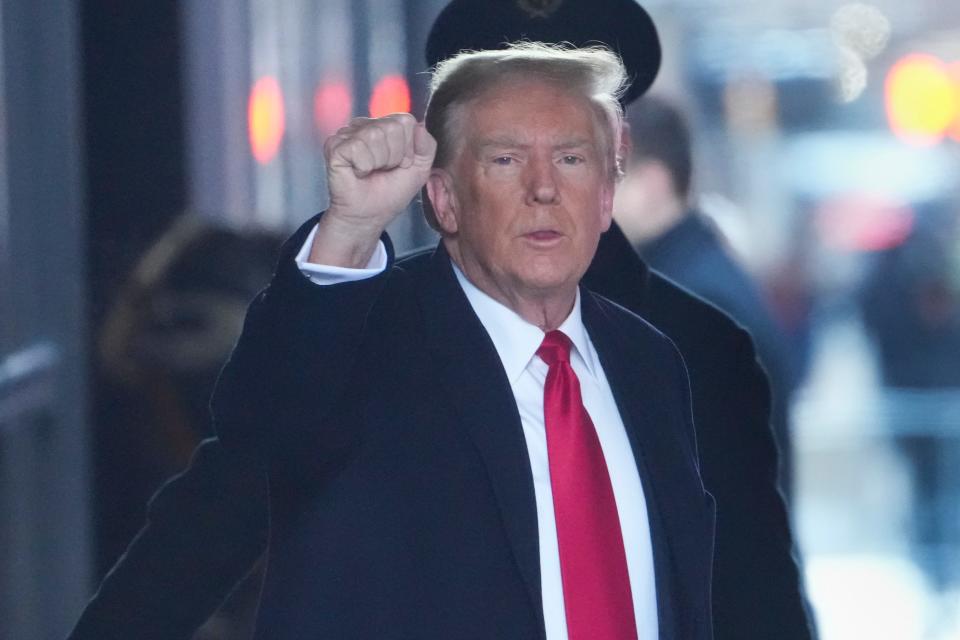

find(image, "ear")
[425,169,459,235]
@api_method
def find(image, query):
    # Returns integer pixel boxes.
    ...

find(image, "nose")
[525,156,559,206]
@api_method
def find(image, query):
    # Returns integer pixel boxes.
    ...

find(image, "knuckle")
[378,116,400,132]
[339,138,367,161]
[325,134,347,155]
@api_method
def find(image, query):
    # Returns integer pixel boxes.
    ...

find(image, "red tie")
[538,330,638,640]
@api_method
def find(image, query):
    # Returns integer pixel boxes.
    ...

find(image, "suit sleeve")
[67,439,268,640]
[211,213,395,476]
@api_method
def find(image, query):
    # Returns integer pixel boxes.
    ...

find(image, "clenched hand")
[310,113,437,267]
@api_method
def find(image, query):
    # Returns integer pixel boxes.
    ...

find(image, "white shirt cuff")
[294,223,388,285]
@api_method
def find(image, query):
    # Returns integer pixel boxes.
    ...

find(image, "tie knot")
[537,330,572,367]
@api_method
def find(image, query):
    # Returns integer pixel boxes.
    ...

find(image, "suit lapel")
[582,290,712,639]
[413,245,546,639]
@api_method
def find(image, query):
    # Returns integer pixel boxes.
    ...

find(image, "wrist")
[309,212,384,268]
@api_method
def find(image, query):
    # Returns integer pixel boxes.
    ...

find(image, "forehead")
[460,78,602,144]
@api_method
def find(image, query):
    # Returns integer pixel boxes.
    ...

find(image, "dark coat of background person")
[621,93,800,499]
[68,224,813,640]
[587,226,813,639]
[211,215,715,639]
[640,212,800,497]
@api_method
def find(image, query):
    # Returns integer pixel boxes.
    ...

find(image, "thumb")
[413,123,437,166]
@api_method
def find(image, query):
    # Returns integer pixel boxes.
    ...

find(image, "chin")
[516,268,579,297]
[506,246,584,288]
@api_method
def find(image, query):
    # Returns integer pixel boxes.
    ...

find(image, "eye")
[493,156,515,166]
[560,155,584,165]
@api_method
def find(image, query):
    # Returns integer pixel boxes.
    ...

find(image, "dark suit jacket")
[68,223,813,640]
[207,217,714,639]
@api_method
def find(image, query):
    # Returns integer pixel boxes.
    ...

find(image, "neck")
[444,241,576,331]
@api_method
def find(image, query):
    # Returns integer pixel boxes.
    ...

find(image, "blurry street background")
[2,1,959,638]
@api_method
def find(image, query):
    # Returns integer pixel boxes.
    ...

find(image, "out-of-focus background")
[2,1,959,638]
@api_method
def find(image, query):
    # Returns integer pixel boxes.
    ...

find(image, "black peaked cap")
[425,0,661,105]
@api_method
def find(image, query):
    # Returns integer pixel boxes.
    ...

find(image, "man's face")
[434,79,615,307]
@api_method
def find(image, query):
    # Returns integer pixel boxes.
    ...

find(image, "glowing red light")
[369,75,411,118]
[248,76,285,165]
[314,81,353,136]
[815,194,915,253]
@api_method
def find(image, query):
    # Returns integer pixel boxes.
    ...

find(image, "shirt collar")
[451,261,599,385]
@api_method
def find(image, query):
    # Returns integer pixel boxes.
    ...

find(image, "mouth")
[521,229,565,246]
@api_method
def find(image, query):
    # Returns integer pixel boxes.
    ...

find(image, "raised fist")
[323,113,436,236]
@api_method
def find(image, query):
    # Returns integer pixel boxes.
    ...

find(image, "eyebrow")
[476,136,596,151]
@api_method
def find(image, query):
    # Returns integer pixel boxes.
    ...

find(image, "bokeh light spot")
[248,76,285,165]
[815,193,914,252]
[885,54,959,147]
[314,80,353,137]
[369,75,411,118]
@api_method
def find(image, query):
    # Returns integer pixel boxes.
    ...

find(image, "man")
[209,43,712,639]
[614,95,799,496]
[69,3,814,639]
[426,5,812,637]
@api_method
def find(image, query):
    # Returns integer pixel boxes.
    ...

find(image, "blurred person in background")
[93,214,280,639]
[614,95,801,498]
[69,2,814,639]
[859,204,960,609]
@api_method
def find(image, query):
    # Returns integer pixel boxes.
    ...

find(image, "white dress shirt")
[295,228,657,639]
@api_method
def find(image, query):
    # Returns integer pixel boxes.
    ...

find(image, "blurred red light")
[248,76,285,165]
[369,75,411,118]
[314,81,353,136]
[815,194,915,253]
